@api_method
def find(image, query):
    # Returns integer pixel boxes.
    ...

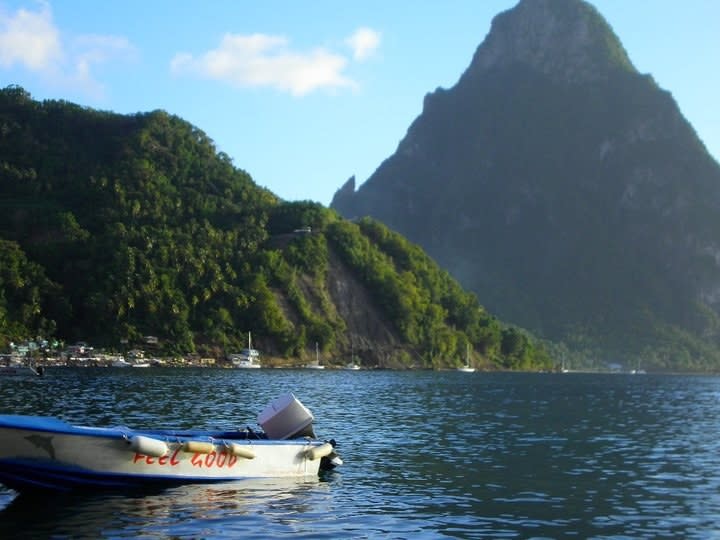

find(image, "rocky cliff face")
[464,0,634,84]
[325,249,404,365]
[331,0,720,365]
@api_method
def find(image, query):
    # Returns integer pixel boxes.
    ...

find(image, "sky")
[1,1,718,206]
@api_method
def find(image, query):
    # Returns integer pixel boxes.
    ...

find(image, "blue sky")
[1,1,718,206]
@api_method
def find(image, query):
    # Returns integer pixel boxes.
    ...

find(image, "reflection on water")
[2,369,720,538]
[0,478,329,538]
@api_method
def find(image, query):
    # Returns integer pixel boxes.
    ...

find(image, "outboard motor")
[320,439,343,470]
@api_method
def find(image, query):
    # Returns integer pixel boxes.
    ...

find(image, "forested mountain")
[331,0,720,371]
[0,85,551,370]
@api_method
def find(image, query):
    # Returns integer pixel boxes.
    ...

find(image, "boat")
[0,364,43,377]
[304,343,325,369]
[229,332,261,369]
[557,356,570,373]
[629,358,646,374]
[457,344,476,373]
[111,358,132,368]
[342,344,361,370]
[0,356,43,377]
[0,392,341,493]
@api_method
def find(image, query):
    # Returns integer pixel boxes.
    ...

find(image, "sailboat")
[629,358,646,374]
[457,343,476,373]
[304,342,325,370]
[229,332,261,368]
[343,343,361,370]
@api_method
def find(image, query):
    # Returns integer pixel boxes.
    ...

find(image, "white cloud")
[345,27,380,61]
[171,32,357,96]
[0,2,61,70]
[0,2,135,98]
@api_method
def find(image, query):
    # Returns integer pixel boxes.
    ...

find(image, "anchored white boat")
[304,343,325,369]
[0,393,341,493]
[111,358,132,368]
[229,332,261,369]
[457,343,476,373]
[343,344,361,370]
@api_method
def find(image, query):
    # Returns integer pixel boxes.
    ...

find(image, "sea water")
[1,368,719,538]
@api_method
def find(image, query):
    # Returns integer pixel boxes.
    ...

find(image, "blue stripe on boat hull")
[0,459,252,493]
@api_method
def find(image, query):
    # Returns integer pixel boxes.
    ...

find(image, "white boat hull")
[0,413,337,493]
[234,361,261,369]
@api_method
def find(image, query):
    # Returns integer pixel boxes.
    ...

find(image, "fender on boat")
[304,442,334,461]
[183,440,215,454]
[128,435,169,457]
[227,443,255,459]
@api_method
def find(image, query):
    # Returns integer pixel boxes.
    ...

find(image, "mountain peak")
[465,0,634,84]
[331,0,720,369]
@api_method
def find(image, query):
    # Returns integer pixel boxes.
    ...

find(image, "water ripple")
[2,370,720,537]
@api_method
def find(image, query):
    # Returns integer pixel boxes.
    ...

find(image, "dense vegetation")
[0,86,551,370]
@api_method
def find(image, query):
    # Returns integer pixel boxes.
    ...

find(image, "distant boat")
[111,358,132,368]
[629,359,646,374]
[457,344,476,373]
[229,332,261,369]
[305,343,325,370]
[0,361,43,377]
[343,344,361,370]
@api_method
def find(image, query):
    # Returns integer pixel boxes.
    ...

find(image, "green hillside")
[0,85,551,370]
